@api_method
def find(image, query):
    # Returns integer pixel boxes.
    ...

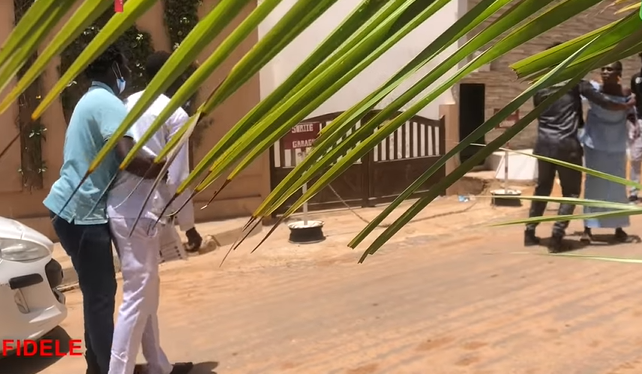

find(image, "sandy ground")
[4,195,642,374]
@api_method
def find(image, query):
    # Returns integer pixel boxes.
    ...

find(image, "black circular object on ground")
[491,196,523,207]
[490,189,523,207]
[288,221,326,244]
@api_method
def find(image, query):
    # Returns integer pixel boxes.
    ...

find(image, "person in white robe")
[106,51,199,374]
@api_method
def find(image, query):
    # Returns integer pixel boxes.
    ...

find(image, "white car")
[0,217,67,348]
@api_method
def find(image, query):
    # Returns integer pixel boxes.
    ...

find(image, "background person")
[579,61,637,243]
[628,52,642,203]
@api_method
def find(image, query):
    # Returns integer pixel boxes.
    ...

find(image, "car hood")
[0,216,54,252]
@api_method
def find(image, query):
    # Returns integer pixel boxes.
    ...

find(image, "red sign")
[282,122,321,150]
[115,0,123,13]
[494,109,519,129]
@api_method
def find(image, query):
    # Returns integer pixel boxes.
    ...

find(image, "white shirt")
[106,91,195,231]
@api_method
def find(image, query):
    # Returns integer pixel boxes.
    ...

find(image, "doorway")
[458,83,486,166]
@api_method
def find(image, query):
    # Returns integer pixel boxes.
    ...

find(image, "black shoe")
[615,228,629,243]
[170,362,194,374]
[524,230,540,246]
[580,228,593,244]
[548,233,565,253]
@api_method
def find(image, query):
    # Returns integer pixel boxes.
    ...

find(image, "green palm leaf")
[171,0,395,196]
[0,0,67,72]
[31,0,158,120]
[250,0,516,219]
[269,0,604,228]
[196,0,453,198]
[531,253,642,264]
[121,0,286,169]
[90,0,256,176]
[490,195,640,212]
[112,0,260,172]
[510,12,640,79]
[0,0,78,96]
[497,209,642,226]
[0,0,113,114]
[498,147,642,190]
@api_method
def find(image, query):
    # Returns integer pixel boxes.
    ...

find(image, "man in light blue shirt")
[44,45,164,374]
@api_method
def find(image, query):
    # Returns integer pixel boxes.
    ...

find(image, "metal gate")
[269,110,446,214]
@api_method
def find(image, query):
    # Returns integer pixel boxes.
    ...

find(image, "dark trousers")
[526,147,582,236]
[50,211,116,374]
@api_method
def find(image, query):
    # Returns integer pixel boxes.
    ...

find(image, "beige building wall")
[461,0,639,150]
[0,0,265,240]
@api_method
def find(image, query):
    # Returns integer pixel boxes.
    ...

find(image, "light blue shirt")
[579,80,632,153]
[44,81,130,225]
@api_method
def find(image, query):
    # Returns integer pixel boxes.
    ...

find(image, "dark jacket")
[533,80,620,157]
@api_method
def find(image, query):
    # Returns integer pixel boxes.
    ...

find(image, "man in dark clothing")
[525,43,635,252]
[629,52,642,116]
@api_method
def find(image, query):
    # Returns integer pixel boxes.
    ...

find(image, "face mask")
[112,64,127,94]
[117,78,126,94]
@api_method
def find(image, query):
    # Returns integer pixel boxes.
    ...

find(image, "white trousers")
[108,217,173,374]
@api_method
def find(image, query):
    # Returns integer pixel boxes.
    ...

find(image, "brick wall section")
[460,0,639,150]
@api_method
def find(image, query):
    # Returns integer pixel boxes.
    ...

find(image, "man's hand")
[115,137,167,179]
[185,227,202,252]
[626,94,636,108]
[146,161,168,180]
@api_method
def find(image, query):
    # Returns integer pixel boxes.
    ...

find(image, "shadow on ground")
[536,232,642,253]
[191,361,219,374]
[0,326,71,374]
[137,361,219,374]
[538,237,589,252]
[569,231,642,246]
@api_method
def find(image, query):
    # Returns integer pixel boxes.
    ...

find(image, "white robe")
[106,91,193,374]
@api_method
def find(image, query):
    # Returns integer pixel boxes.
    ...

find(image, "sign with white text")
[282,122,321,150]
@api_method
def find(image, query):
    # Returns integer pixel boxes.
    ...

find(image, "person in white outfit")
[106,51,199,374]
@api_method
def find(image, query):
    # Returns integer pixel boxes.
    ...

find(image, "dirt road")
[4,199,642,374]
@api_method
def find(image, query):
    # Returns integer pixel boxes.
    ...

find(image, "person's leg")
[108,217,166,374]
[50,212,115,374]
[550,148,583,252]
[140,233,172,374]
[525,158,556,245]
[77,223,117,373]
[141,314,172,373]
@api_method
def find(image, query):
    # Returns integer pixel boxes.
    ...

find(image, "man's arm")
[166,109,196,232]
[98,97,164,179]
[114,137,165,179]
[578,80,633,111]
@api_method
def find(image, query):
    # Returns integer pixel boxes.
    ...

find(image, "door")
[459,83,486,165]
